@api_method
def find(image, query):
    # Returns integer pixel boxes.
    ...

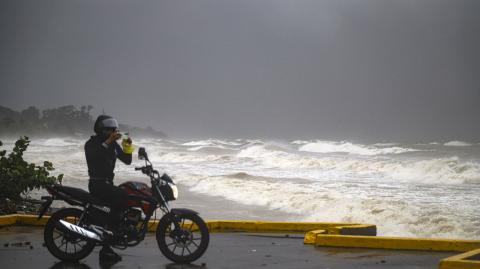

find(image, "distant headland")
[0,105,167,138]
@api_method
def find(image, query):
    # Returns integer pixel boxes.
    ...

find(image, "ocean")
[1,137,479,239]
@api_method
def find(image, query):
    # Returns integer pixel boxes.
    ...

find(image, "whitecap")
[298,140,417,155]
[36,138,80,147]
[182,139,244,147]
[182,140,214,146]
[291,140,309,145]
[444,141,472,147]
[384,157,480,184]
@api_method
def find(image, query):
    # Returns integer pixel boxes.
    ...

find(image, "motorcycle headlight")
[169,183,179,200]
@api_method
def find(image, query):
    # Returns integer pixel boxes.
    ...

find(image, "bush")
[0,137,63,212]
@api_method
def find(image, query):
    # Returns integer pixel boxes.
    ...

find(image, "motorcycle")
[38,147,209,263]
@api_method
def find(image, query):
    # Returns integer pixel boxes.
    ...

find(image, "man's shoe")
[99,245,122,262]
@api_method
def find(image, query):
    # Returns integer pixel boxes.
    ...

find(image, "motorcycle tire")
[156,212,209,263]
[44,208,96,261]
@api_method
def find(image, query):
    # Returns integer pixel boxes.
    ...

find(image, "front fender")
[170,208,199,216]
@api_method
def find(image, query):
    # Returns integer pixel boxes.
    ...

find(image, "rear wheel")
[156,213,209,263]
[44,208,96,261]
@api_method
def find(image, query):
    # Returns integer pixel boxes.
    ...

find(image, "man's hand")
[105,130,121,144]
[122,137,134,154]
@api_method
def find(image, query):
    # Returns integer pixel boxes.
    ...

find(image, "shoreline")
[172,183,303,221]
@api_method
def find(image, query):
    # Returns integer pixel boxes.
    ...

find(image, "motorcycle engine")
[125,208,142,225]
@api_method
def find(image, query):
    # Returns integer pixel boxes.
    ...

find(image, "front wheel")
[156,213,209,263]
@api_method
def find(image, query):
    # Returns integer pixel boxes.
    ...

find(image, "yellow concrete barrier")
[145,219,376,237]
[0,214,18,226]
[0,214,376,238]
[147,219,160,232]
[315,234,480,252]
[0,214,50,227]
[304,229,327,244]
[303,224,377,244]
[17,215,50,226]
[205,220,376,240]
[439,248,480,269]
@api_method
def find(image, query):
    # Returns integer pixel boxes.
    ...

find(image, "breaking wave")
[444,141,472,147]
[182,139,244,147]
[176,173,480,238]
[382,157,480,184]
[297,140,418,155]
[235,145,480,184]
[36,138,80,147]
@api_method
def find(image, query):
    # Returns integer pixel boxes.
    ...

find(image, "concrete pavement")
[0,226,457,269]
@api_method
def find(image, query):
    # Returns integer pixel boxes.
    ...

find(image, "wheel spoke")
[181,246,186,256]
[53,233,63,241]
[58,240,66,249]
[185,245,192,255]
[191,240,199,248]
[73,241,83,249]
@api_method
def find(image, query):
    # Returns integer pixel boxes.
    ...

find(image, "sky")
[1,0,479,142]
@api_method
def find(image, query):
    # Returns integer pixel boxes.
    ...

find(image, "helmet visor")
[101,118,119,130]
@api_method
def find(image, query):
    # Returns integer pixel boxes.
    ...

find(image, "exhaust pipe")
[59,220,102,242]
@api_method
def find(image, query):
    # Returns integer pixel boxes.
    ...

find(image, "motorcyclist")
[85,115,134,261]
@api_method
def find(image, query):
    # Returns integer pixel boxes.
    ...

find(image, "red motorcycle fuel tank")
[119,181,153,213]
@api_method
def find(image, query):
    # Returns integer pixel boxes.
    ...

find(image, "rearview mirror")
[138,147,148,161]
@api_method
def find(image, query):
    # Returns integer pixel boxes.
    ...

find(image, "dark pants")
[88,179,128,230]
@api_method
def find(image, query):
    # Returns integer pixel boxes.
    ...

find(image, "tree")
[42,105,78,134]
[1,117,15,128]
[0,106,20,121]
[0,137,63,205]
[20,106,40,123]
[0,106,19,134]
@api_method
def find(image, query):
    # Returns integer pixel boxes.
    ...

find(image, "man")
[85,115,134,261]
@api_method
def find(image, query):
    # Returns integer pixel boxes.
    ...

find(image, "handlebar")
[135,162,173,184]
[134,148,175,186]
[135,165,163,180]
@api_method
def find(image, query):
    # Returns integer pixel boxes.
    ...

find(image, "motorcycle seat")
[54,185,109,206]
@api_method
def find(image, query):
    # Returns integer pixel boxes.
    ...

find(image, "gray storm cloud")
[1,0,479,141]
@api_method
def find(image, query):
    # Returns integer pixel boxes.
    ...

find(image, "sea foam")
[298,140,418,155]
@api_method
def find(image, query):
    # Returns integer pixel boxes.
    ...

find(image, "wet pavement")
[0,226,455,269]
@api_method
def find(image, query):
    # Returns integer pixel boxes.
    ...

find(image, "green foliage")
[0,136,63,202]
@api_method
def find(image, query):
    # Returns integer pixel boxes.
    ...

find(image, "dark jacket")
[84,135,132,182]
